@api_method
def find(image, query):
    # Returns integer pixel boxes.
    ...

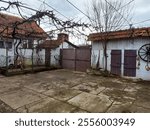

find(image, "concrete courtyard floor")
[0,69,150,113]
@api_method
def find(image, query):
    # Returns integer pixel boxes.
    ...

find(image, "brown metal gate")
[124,50,136,77]
[76,49,91,71]
[111,50,122,75]
[61,48,91,72]
[61,49,75,70]
[45,49,50,67]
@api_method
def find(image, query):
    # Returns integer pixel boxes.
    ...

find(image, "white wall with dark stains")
[50,42,75,66]
[0,39,15,67]
[91,37,150,80]
[0,39,45,67]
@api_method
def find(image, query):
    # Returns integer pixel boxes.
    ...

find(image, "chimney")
[57,33,69,42]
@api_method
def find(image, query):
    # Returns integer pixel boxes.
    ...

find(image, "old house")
[89,27,150,80]
[0,13,47,68]
[38,33,78,67]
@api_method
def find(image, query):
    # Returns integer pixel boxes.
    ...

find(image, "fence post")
[60,49,62,67]
[75,48,76,71]
[5,48,8,74]
[31,48,34,72]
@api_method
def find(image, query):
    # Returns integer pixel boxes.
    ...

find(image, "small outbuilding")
[88,27,150,80]
[38,33,78,67]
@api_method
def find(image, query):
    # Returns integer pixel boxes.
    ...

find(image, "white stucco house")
[0,13,47,68]
[38,33,78,67]
[88,27,150,80]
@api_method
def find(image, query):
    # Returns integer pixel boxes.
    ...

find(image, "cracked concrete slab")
[68,92,113,112]
[129,105,150,113]
[66,78,83,87]
[124,86,138,93]
[101,88,136,102]
[0,85,21,94]
[72,83,104,94]
[0,99,16,113]
[17,97,86,113]
[87,82,98,87]
[133,100,150,109]
[24,82,51,93]
[107,102,133,113]
[0,88,47,109]
[43,88,82,101]
[0,69,150,113]
[90,86,106,95]
[72,84,94,93]
[0,79,21,93]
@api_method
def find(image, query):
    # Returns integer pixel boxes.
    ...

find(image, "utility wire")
[120,0,134,9]
[65,0,91,20]
[65,0,134,28]
[37,0,68,20]
[37,0,89,36]
[104,0,131,25]
[0,0,39,12]
[134,19,150,25]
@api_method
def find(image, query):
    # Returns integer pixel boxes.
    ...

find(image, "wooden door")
[111,50,122,75]
[124,50,136,77]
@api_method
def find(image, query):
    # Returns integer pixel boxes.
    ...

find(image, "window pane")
[28,40,33,49]
[0,41,4,48]
[5,42,12,49]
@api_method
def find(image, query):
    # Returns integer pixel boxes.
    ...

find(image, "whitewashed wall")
[0,39,45,67]
[91,38,150,80]
[0,40,15,67]
[50,42,74,66]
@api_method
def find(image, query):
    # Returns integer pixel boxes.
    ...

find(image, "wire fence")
[0,48,51,75]
[0,54,45,68]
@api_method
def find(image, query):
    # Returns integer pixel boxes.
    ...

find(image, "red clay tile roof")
[38,39,62,49]
[0,13,47,39]
[88,27,150,41]
[38,39,78,49]
[37,33,78,49]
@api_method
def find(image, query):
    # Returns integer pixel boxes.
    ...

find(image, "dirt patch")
[99,81,125,90]
[136,81,150,86]
[102,88,136,102]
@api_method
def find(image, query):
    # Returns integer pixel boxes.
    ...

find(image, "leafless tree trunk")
[86,0,133,71]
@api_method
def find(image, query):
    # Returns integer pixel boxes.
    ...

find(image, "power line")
[37,0,69,20]
[0,0,39,12]
[37,0,89,36]
[37,0,85,24]
[120,0,134,9]
[65,0,105,31]
[133,19,150,25]
[104,0,131,25]
[65,0,91,19]
[65,0,134,29]
[29,0,150,31]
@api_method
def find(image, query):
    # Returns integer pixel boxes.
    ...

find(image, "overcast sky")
[20,0,150,27]
[0,0,150,44]
[1,0,150,27]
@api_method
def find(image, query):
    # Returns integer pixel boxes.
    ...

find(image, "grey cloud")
[0,0,150,27]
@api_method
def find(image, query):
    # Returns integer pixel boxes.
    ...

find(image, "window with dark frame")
[22,40,28,49]
[5,42,12,49]
[28,39,33,49]
[0,41,4,48]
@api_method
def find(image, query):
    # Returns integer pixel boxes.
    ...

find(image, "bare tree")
[86,0,133,71]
